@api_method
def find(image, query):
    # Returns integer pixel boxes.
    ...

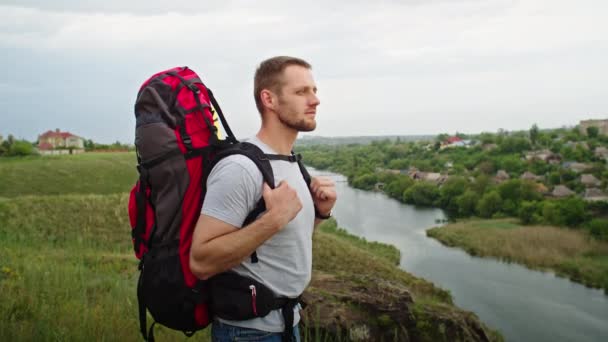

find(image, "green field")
[0,153,500,341]
[427,219,608,293]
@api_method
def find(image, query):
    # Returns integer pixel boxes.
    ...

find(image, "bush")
[7,140,37,156]
[587,219,608,241]
[477,191,503,218]
[456,190,478,217]
[542,198,588,227]
[351,173,378,190]
[519,201,540,225]
[403,182,439,206]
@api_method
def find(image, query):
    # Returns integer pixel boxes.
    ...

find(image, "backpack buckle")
[188,84,200,94]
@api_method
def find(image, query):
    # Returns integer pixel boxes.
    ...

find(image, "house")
[520,171,543,182]
[552,185,575,198]
[579,119,608,136]
[581,174,601,188]
[524,150,561,164]
[583,188,608,202]
[440,136,475,149]
[595,146,608,160]
[410,171,448,185]
[562,162,591,173]
[38,129,85,155]
[494,170,510,183]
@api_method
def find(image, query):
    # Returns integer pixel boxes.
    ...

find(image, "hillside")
[0,153,501,341]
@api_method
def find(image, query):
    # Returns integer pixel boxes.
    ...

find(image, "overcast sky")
[1,0,607,143]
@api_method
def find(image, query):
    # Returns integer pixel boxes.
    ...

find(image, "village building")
[562,162,591,173]
[520,171,543,182]
[37,129,85,155]
[579,119,608,136]
[551,185,576,198]
[583,188,608,202]
[409,170,448,185]
[494,170,510,183]
[440,136,475,150]
[581,174,601,188]
[524,149,562,164]
[595,146,608,160]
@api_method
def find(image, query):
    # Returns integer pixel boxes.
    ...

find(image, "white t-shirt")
[201,136,315,332]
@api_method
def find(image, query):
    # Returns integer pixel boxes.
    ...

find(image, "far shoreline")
[426,218,608,294]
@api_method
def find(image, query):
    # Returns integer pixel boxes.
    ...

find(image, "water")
[312,169,608,342]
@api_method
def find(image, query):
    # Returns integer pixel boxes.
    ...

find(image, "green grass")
[0,153,138,197]
[0,152,499,341]
[427,218,608,293]
[318,218,401,266]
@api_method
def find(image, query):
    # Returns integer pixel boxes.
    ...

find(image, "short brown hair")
[254,56,312,114]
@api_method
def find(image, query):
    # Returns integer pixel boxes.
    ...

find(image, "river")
[311,169,608,342]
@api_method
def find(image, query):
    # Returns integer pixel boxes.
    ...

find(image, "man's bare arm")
[190,181,301,280]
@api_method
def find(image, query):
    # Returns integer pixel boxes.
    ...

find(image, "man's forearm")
[190,212,281,280]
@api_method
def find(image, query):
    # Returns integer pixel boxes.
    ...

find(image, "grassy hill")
[0,152,137,197]
[0,153,501,341]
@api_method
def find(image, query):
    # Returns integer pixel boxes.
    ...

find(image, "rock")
[301,272,497,342]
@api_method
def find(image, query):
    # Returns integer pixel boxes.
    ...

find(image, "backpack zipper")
[249,285,258,316]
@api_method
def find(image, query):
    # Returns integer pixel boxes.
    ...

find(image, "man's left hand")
[310,176,337,217]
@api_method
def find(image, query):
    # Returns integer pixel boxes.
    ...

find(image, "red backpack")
[129,67,264,340]
[128,66,312,341]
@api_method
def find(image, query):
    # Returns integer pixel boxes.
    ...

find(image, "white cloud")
[1,0,607,142]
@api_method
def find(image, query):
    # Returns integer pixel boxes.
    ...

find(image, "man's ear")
[260,89,275,111]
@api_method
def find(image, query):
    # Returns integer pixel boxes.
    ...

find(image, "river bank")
[426,218,608,293]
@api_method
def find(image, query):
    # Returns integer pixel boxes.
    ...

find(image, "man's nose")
[310,93,320,106]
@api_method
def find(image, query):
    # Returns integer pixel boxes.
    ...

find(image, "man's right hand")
[262,181,302,230]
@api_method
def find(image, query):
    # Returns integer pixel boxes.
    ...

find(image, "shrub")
[477,191,503,218]
[519,201,539,225]
[403,182,439,206]
[587,219,608,241]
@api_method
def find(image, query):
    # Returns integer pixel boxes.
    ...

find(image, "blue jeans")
[212,321,301,342]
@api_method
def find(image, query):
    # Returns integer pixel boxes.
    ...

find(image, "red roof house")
[38,129,84,150]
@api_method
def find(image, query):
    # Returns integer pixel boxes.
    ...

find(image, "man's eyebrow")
[296,85,318,92]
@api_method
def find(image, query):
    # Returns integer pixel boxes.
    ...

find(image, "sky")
[1,0,607,143]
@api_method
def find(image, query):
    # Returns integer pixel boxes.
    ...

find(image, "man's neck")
[256,127,298,155]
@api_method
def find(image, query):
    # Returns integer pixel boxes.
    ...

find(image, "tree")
[7,140,36,156]
[439,176,468,209]
[403,182,440,206]
[477,191,503,218]
[587,126,599,138]
[530,124,539,146]
[519,201,539,225]
[456,190,478,217]
[587,219,608,241]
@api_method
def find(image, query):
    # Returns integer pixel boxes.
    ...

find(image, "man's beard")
[278,111,316,132]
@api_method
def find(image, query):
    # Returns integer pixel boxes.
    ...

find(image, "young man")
[190,56,337,342]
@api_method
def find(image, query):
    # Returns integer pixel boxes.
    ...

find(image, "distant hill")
[296,134,435,146]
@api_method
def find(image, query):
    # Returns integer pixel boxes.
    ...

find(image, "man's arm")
[190,182,302,280]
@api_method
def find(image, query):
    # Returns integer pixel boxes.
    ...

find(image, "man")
[190,56,337,342]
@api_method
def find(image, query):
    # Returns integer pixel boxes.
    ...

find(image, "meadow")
[0,153,500,341]
[427,219,608,292]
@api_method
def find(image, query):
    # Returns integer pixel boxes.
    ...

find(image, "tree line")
[297,125,608,241]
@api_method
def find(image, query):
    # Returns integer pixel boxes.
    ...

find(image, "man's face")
[274,65,320,132]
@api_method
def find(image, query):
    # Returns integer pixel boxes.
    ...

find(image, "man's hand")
[263,181,303,229]
[310,176,337,217]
